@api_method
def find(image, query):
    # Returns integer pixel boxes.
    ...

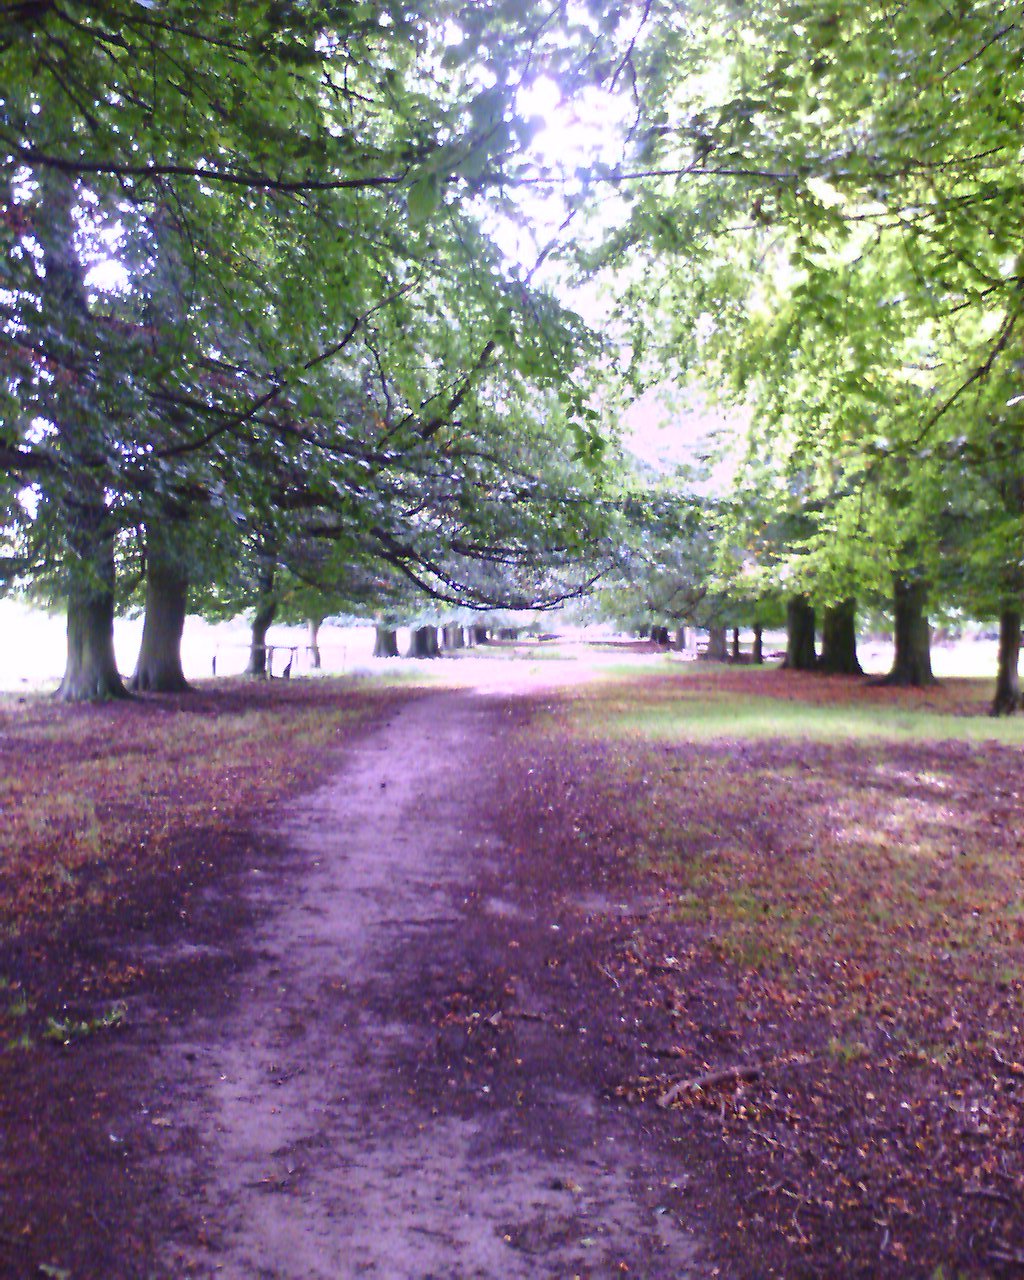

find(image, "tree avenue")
[595,0,1023,709]
[1,2,1020,710]
[1,1,626,697]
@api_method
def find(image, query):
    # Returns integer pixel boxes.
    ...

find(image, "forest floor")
[0,644,1022,1278]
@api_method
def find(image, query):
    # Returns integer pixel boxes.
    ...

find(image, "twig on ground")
[964,1186,1012,1204]
[658,1063,762,1108]
[657,1053,812,1109]
[245,1169,300,1192]
[88,1208,110,1237]
[271,1066,306,1086]
[988,1249,1024,1266]
[992,1047,1024,1076]
[376,917,458,928]
[410,1225,457,1242]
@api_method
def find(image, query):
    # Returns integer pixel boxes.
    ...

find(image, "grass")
[42,1001,127,1046]
[0,676,419,1058]
[569,665,1024,744]
[0,679,408,938]
[521,660,1024,1271]
[626,740,1024,1017]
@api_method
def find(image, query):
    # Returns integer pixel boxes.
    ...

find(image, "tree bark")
[246,599,276,677]
[704,625,728,661]
[672,626,686,651]
[307,617,322,670]
[60,577,127,701]
[408,625,439,658]
[991,607,1021,716]
[881,577,936,687]
[753,623,764,665]
[442,622,464,650]
[58,499,127,702]
[129,542,190,693]
[650,625,670,646]
[373,625,399,658]
[818,599,862,676]
[38,176,126,703]
[782,595,817,671]
[731,627,741,661]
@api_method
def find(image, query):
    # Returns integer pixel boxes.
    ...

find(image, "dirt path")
[147,685,702,1278]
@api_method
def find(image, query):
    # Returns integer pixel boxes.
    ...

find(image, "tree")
[593,0,1024,698]
[19,173,130,700]
[129,523,192,693]
[781,597,817,673]
[818,599,862,677]
[2,1,632,698]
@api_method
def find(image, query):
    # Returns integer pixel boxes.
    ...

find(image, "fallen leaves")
[505,666,1024,1277]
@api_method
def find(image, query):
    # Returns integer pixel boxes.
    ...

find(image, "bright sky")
[494,74,636,282]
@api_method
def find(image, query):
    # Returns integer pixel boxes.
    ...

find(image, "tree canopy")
[2,1,1021,708]
[2,0,632,696]
[590,0,1023,705]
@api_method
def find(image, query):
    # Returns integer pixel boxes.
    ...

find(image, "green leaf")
[470,86,505,129]
[407,175,440,225]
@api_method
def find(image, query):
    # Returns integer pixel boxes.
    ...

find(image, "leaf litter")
[500,665,1024,1278]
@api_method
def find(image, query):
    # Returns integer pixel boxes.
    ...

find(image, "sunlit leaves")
[607,0,1024,626]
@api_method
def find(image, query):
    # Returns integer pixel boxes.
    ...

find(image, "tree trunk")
[307,617,322,670]
[818,599,862,676]
[373,625,399,658]
[672,626,686,651]
[246,599,276,677]
[650,625,670,646]
[129,545,190,693]
[991,607,1021,716]
[58,501,127,702]
[472,625,489,645]
[442,622,464,650]
[753,623,764,665]
[408,625,439,658]
[731,627,741,661]
[60,581,126,701]
[704,625,728,661]
[782,595,817,670]
[881,577,936,687]
[39,178,125,703]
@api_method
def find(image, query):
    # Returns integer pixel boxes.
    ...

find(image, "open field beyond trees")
[1,646,1022,1277]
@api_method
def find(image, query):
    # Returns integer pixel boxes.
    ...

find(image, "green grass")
[590,658,677,679]
[580,685,1024,744]
[0,682,392,935]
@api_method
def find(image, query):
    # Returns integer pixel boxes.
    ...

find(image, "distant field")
[0,600,1009,692]
[0,601,379,691]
